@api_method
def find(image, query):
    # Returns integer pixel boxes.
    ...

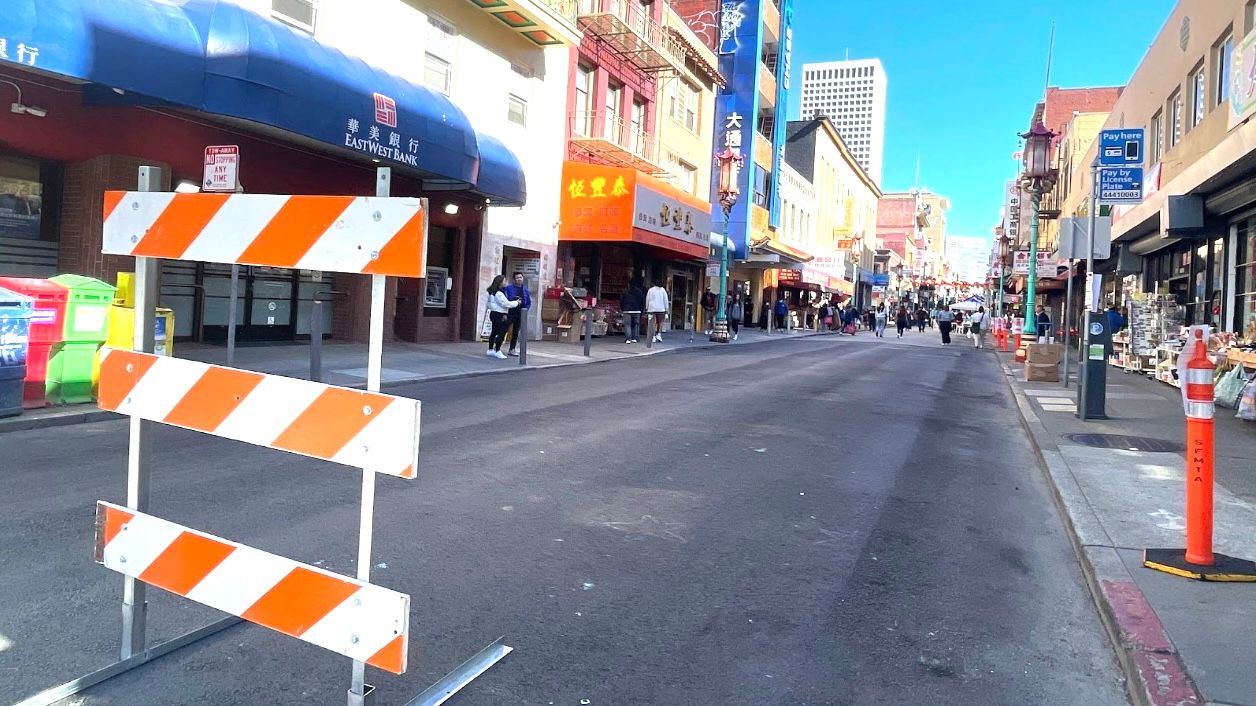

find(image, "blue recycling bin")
[0,286,34,418]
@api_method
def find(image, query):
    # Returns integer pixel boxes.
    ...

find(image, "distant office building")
[799,59,886,185]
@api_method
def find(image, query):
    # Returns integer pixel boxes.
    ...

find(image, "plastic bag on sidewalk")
[1216,364,1248,409]
[1238,378,1256,422]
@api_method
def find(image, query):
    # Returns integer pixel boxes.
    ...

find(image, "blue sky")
[786,0,1178,247]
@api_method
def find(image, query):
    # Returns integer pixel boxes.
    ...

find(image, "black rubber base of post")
[1143,548,1256,582]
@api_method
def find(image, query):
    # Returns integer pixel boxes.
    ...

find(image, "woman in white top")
[969,306,987,349]
[645,280,669,342]
[486,274,520,359]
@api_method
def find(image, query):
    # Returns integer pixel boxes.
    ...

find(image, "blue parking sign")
[1098,167,1144,203]
[1099,129,1144,166]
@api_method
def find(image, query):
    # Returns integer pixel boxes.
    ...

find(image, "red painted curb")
[1100,579,1201,706]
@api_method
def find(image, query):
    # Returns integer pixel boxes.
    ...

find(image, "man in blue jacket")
[503,271,531,357]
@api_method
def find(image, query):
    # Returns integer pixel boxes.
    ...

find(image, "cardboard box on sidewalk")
[556,325,577,344]
[1025,362,1059,382]
[1026,343,1063,364]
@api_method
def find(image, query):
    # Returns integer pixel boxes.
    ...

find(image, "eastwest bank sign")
[712,0,793,257]
[342,92,420,167]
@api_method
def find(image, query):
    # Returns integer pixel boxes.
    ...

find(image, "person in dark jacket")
[620,279,646,343]
[895,305,910,338]
[774,296,789,332]
[502,272,531,357]
[1035,305,1053,340]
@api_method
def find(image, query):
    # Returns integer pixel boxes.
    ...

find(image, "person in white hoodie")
[645,280,669,343]
[969,306,987,349]
[485,274,520,359]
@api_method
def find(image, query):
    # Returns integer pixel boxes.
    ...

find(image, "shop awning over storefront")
[753,238,815,264]
[557,161,712,260]
[1,0,525,203]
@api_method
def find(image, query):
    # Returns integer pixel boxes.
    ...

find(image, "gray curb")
[0,331,833,433]
[997,359,1201,706]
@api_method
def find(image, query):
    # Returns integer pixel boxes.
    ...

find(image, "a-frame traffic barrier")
[14,167,511,706]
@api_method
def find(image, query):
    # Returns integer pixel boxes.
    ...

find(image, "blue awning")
[474,132,526,207]
[0,0,525,203]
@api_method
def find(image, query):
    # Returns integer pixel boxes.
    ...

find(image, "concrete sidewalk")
[996,348,1256,706]
[0,324,827,433]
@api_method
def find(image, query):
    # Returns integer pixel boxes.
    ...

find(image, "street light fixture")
[711,147,743,343]
[1018,118,1058,338]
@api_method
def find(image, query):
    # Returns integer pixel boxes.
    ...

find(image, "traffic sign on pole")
[1098,167,1144,203]
[1098,129,1144,166]
[202,145,240,192]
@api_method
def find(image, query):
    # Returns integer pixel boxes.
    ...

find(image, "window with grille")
[424,53,451,95]
[271,0,316,32]
[507,95,527,127]
[1190,63,1206,127]
[1169,89,1182,147]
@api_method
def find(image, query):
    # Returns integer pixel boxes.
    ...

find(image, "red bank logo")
[374,93,397,128]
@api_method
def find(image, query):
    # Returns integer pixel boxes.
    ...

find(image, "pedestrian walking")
[970,306,987,349]
[936,306,955,345]
[620,278,645,343]
[646,280,669,343]
[502,271,530,357]
[1035,305,1052,341]
[701,288,717,335]
[914,306,927,333]
[774,296,789,332]
[728,292,743,341]
[485,274,520,359]
[895,304,909,338]
[875,304,887,337]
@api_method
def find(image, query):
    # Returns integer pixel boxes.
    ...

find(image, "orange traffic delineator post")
[1145,328,1256,582]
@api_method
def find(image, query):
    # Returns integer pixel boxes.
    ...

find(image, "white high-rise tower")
[799,58,887,186]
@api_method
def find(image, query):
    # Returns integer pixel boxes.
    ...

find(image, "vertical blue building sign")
[769,0,792,230]
[712,0,762,258]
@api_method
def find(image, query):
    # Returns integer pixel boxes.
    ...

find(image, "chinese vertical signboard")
[768,0,793,231]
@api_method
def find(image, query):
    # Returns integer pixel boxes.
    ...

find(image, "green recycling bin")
[46,274,115,404]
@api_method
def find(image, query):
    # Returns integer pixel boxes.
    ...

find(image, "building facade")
[0,0,569,346]
[1069,0,1256,339]
[799,58,887,186]
[676,0,794,324]
[553,0,719,333]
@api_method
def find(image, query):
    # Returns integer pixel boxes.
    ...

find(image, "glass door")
[200,265,298,342]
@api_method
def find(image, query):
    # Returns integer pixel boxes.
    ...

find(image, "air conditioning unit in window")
[272,0,317,32]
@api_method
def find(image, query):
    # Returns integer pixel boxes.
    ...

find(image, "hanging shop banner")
[1230,27,1256,131]
[558,161,711,258]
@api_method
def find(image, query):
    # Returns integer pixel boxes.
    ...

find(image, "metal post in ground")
[582,308,592,357]
[120,165,162,660]
[645,313,654,349]
[518,276,528,367]
[310,299,324,382]
[226,264,239,366]
[347,167,392,706]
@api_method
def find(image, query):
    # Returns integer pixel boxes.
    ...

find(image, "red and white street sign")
[203,145,240,192]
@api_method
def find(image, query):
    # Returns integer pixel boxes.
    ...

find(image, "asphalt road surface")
[0,333,1127,706]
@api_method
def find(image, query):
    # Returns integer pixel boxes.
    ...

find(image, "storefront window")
[0,156,45,240]
[1236,220,1256,340]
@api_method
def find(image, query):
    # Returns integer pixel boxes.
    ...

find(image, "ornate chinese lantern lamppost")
[711,146,742,343]
[1019,119,1058,339]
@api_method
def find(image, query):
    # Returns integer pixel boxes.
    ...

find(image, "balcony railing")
[759,62,777,107]
[464,0,581,46]
[569,111,666,174]
[576,0,685,72]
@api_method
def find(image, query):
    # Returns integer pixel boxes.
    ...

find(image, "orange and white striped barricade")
[1013,317,1026,362]
[1145,327,1256,581]
[21,167,509,706]
[95,501,409,672]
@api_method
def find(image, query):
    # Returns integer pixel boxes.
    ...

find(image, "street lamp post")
[1019,119,1057,339]
[996,233,1011,318]
[711,148,743,343]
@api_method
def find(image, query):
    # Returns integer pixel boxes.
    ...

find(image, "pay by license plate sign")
[1098,167,1143,203]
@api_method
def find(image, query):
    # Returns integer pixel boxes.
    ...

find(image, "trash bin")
[0,277,69,409]
[95,298,174,398]
[46,274,115,405]
[0,287,34,418]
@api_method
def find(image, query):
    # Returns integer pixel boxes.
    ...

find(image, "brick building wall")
[672,0,718,49]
